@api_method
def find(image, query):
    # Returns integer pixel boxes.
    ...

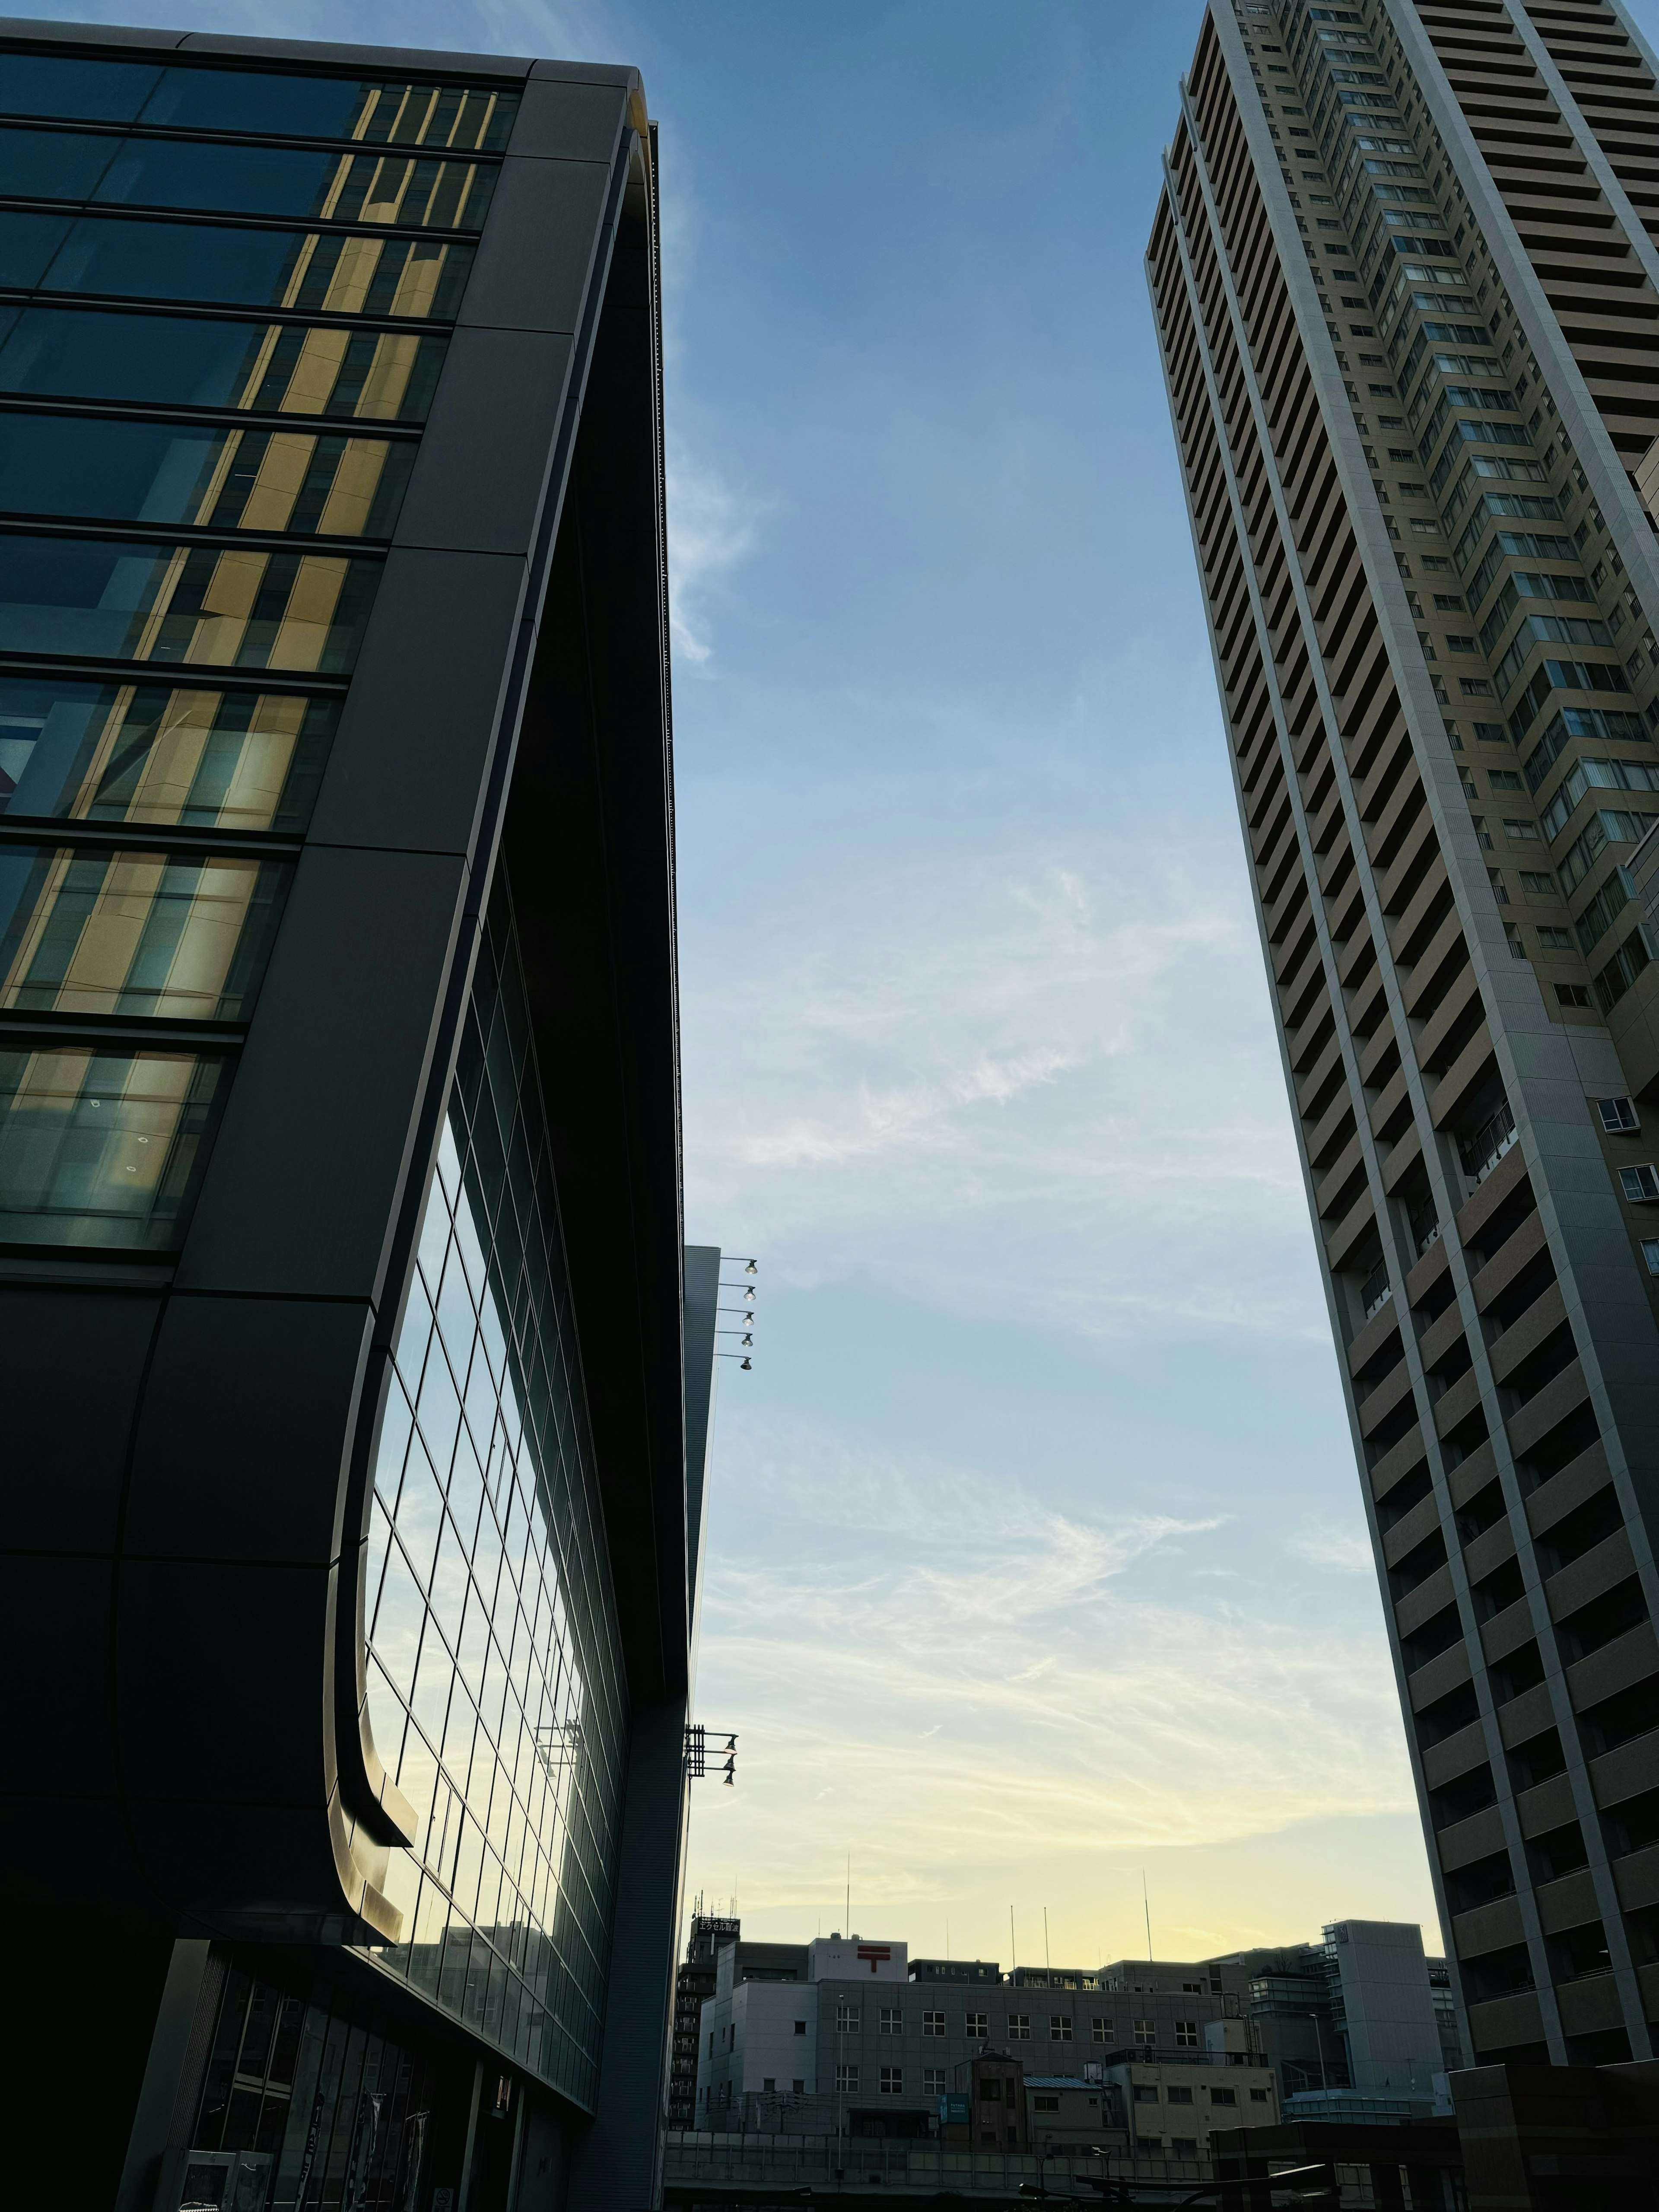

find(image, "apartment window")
[1134,2085,1161,2104]
[1091,2018,1112,2043]
[1520,871,1556,893]
[1251,2088,1271,2103]
[1410,518,1439,534]
[1034,2093,1061,2112]
[1171,2136,1199,2155]
[1537,927,1572,951]
[1168,2085,1195,2104]
[793,2020,807,2036]
[966,2011,987,2037]
[1433,593,1465,610]
[879,2007,902,2034]
[1210,2088,1237,2107]
[1460,677,1495,696]
[1503,819,1540,842]
[836,2064,859,2093]
[1009,2015,1031,2040]
[1640,1238,1659,1276]
[793,2079,804,2093]
[1182,1983,1203,1994]
[1447,634,1477,652]
[1490,769,1524,790]
[1175,2021,1199,2047]
[836,2004,860,2033]
[924,2065,945,2094]
[880,2066,903,2095]
[1619,1164,1659,1203]
[922,2009,945,2037]
[1598,1096,1639,1133]
[1134,2020,1156,2045]
[1048,2015,1072,2040]
[1558,983,1592,1007]
[763,2077,775,2092]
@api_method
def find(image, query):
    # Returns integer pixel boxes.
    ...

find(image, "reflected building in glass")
[0,22,720,2212]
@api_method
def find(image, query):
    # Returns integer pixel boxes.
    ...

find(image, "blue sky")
[43,0,1655,1967]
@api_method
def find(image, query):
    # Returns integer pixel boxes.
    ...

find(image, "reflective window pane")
[0,127,498,229]
[0,54,163,124]
[6,212,472,319]
[0,1041,225,1246]
[0,413,414,537]
[0,308,446,419]
[0,845,287,1018]
[0,55,519,149]
[0,678,336,830]
[0,534,380,671]
[361,872,624,2103]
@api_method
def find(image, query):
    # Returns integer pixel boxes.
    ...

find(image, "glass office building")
[0,23,718,2212]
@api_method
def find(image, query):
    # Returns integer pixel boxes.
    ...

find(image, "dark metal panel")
[0,1552,116,1800]
[173,845,468,1302]
[394,330,578,558]
[0,1283,159,1551]
[458,156,615,335]
[175,31,533,77]
[509,78,630,164]
[0,15,187,46]
[124,1296,372,1563]
[304,549,528,856]
[566,1694,691,2212]
[683,1245,720,1643]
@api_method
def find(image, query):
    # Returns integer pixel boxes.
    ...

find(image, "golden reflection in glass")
[0,678,336,831]
[0,1041,224,1248]
[0,845,285,1019]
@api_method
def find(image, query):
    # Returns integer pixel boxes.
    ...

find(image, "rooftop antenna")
[1143,1870,1153,1964]
[845,1852,851,1939]
[1044,1907,1051,1973]
[1010,1906,1017,1971]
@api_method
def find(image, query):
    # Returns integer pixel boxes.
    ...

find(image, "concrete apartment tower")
[1149,0,1659,2072]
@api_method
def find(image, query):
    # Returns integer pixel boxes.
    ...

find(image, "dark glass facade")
[3,24,702,2212]
[362,870,628,2110]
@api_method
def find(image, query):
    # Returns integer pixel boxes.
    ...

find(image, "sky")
[44,0,1656,1970]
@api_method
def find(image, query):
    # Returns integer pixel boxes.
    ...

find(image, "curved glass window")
[0,127,499,229]
[0,412,414,537]
[0,677,335,830]
[0,54,519,150]
[361,876,626,2105]
[0,307,445,419]
[0,534,379,671]
[0,211,472,319]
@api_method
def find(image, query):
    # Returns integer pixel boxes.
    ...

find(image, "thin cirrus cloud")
[666,445,771,668]
[683,825,1325,1344]
[686,1418,1417,1943]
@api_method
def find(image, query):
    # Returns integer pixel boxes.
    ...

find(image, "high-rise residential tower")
[0,19,717,2211]
[1150,0,1659,2072]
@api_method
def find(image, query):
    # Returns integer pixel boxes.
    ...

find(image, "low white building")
[696,1934,909,2119]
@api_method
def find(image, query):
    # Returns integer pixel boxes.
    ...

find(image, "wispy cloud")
[684,830,1321,1342]
[667,447,769,667]
[686,1420,1415,1933]
[1289,1523,1378,1575]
